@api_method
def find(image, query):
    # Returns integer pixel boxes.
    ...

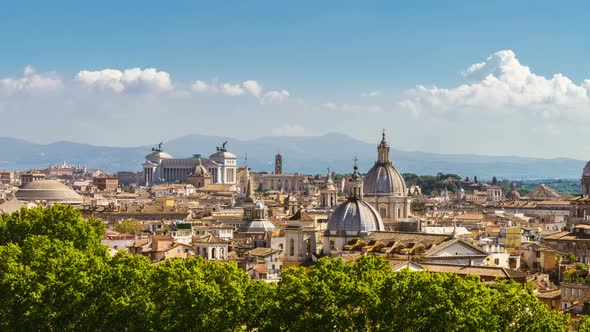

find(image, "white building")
[142,142,238,187]
[194,235,229,261]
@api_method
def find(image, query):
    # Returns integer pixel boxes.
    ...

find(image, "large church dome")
[363,132,407,196]
[16,180,83,204]
[327,162,384,236]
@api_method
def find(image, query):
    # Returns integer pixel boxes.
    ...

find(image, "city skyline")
[1,1,590,159]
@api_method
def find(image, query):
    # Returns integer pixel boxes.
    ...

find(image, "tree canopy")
[403,173,461,195]
[0,205,571,331]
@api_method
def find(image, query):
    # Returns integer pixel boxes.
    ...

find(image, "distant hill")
[0,133,586,180]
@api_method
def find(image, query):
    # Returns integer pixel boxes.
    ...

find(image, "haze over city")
[1,1,590,159]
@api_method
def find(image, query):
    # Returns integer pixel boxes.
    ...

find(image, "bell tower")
[582,161,590,197]
[320,168,338,208]
[347,158,363,200]
[275,152,283,174]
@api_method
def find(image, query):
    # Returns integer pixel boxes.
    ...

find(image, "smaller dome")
[253,201,266,210]
[327,199,384,236]
[238,219,277,233]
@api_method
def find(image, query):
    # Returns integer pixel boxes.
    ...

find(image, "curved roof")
[239,219,277,233]
[327,199,384,236]
[16,180,83,204]
[253,201,266,210]
[363,162,407,196]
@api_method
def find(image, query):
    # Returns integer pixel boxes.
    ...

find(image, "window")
[289,239,295,256]
[536,251,541,258]
[379,206,387,218]
[330,240,335,251]
[494,258,499,265]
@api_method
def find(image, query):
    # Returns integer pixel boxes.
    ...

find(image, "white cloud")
[191,80,210,92]
[261,90,290,104]
[0,66,62,95]
[191,79,289,103]
[361,90,381,97]
[242,80,262,97]
[271,124,305,136]
[76,67,172,93]
[401,50,590,117]
[221,83,245,96]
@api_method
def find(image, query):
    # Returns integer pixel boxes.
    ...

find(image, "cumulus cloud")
[271,124,305,136]
[261,90,290,104]
[400,50,590,117]
[192,79,289,103]
[221,83,245,96]
[0,66,62,95]
[242,80,262,97]
[76,67,172,93]
[191,80,210,92]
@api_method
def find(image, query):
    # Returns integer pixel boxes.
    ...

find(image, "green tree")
[113,218,140,234]
[0,236,106,331]
[0,204,106,254]
[150,257,251,331]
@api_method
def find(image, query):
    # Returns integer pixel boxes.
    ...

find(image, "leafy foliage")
[113,218,140,235]
[403,173,461,195]
[0,205,571,331]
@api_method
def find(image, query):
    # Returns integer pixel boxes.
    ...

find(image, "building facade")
[142,142,237,187]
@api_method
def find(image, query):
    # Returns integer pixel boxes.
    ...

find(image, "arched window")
[289,238,295,256]
[211,247,217,259]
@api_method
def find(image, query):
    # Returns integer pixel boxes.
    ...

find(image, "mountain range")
[0,133,586,180]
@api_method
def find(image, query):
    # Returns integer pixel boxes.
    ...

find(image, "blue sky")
[1,1,590,159]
